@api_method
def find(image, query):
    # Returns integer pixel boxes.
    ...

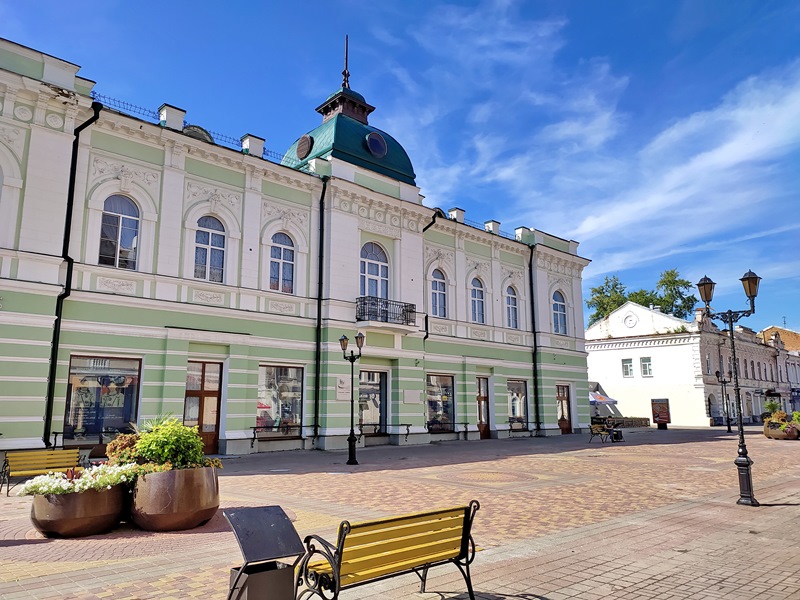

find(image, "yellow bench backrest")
[6,449,81,473]
[336,506,469,586]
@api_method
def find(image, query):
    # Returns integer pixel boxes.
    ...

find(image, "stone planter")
[763,423,799,440]
[130,466,219,532]
[30,486,125,538]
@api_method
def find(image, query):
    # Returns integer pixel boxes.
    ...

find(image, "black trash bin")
[225,505,305,600]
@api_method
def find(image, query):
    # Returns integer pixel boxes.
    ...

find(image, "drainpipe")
[313,176,330,442]
[528,244,541,435]
[43,101,103,448]
[421,209,444,344]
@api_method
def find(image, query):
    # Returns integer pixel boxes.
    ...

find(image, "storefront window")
[257,366,303,436]
[426,374,455,432]
[63,356,140,445]
[358,371,386,434]
[508,380,527,430]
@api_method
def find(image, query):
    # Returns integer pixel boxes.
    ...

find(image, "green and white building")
[0,38,591,455]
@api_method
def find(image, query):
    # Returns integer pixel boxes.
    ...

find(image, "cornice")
[330,182,430,236]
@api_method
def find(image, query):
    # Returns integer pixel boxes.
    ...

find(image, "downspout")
[528,244,541,435]
[421,209,442,344]
[313,176,330,442]
[43,101,103,448]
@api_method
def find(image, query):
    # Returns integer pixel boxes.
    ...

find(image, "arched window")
[553,291,567,335]
[194,216,225,282]
[770,364,774,381]
[506,286,518,329]
[270,232,295,294]
[470,278,485,324]
[360,242,389,298]
[431,269,447,318]
[751,361,755,380]
[757,362,762,380]
[99,195,139,270]
[743,360,748,379]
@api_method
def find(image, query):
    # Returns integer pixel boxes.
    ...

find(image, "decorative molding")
[548,274,571,291]
[262,203,308,229]
[359,218,402,239]
[538,254,585,278]
[0,125,24,159]
[268,301,297,315]
[431,324,450,334]
[186,182,241,214]
[97,277,136,295]
[466,259,490,278]
[93,157,160,195]
[45,113,64,130]
[507,333,522,344]
[192,289,225,305]
[13,105,33,122]
[471,329,489,340]
[425,246,455,271]
[552,338,571,349]
[502,267,524,286]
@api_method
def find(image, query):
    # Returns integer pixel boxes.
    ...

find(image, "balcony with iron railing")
[356,296,417,332]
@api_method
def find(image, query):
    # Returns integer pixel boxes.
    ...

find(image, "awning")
[589,392,618,405]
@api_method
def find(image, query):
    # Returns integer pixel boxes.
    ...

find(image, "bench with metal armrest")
[295,500,480,600]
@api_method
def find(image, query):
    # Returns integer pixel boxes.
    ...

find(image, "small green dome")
[283,114,416,186]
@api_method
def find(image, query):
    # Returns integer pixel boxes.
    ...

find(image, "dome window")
[365,132,388,158]
[296,135,314,160]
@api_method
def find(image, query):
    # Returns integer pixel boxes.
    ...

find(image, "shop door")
[556,385,572,435]
[358,371,386,435]
[477,377,490,439]
[185,361,221,454]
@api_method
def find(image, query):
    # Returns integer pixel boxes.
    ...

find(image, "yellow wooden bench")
[1,448,82,495]
[295,500,479,600]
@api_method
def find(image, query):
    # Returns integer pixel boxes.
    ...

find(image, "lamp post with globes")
[339,332,365,466]
[715,369,733,433]
[696,270,761,507]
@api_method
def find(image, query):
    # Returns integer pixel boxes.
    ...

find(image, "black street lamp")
[715,369,733,433]
[697,270,761,507]
[340,332,365,466]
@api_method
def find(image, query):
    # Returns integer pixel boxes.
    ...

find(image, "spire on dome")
[342,35,350,89]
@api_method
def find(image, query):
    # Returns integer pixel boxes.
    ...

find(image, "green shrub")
[793,411,800,424]
[764,400,781,414]
[135,418,205,469]
[106,433,141,466]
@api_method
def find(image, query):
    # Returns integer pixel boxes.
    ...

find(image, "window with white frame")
[99,195,139,270]
[194,216,225,282]
[270,232,295,294]
[431,269,447,318]
[508,380,527,429]
[552,291,567,335]
[506,286,519,329]
[641,357,653,377]
[360,242,389,298]
[622,358,634,377]
[470,278,485,324]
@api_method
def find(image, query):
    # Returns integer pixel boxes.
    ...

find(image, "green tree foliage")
[586,269,698,324]
[586,276,627,325]
[653,269,698,319]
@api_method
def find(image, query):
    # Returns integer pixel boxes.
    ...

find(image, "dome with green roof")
[282,48,416,186]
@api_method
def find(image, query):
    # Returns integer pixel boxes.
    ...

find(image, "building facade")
[0,38,590,455]
[586,302,795,427]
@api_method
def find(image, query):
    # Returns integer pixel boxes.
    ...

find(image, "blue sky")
[3,0,799,333]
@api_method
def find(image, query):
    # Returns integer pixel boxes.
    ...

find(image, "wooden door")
[185,361,221,455]
[476,377,490,439]
[556,384,572,434]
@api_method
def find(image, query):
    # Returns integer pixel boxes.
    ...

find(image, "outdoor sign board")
[651,398,671,424]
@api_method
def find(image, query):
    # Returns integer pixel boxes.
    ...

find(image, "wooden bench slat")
[342,537,462,576]
[8,467,84,478]
[341,548,465,586]
[2,449,83,495]
[346,517,464,547]
[342,527,463,562]
[346,508,466,535]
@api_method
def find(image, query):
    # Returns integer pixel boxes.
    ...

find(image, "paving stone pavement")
[1,426,799,599]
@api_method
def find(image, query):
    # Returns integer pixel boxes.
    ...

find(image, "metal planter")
[31,486,125,538]
[130,466,219,531]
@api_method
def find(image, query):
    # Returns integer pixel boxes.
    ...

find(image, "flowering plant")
[17,463,138,496]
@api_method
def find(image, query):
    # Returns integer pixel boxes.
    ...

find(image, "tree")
[585,269,698,325]
[653,269,698,319]
[586,276,627,325]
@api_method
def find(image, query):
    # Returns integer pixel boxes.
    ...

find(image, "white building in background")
[585,302,794,428]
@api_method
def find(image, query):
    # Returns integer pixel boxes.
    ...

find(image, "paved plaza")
[1,426,799,599]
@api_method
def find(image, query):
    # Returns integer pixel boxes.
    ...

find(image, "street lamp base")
[734,455,758,507]
[736,496,760,507]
